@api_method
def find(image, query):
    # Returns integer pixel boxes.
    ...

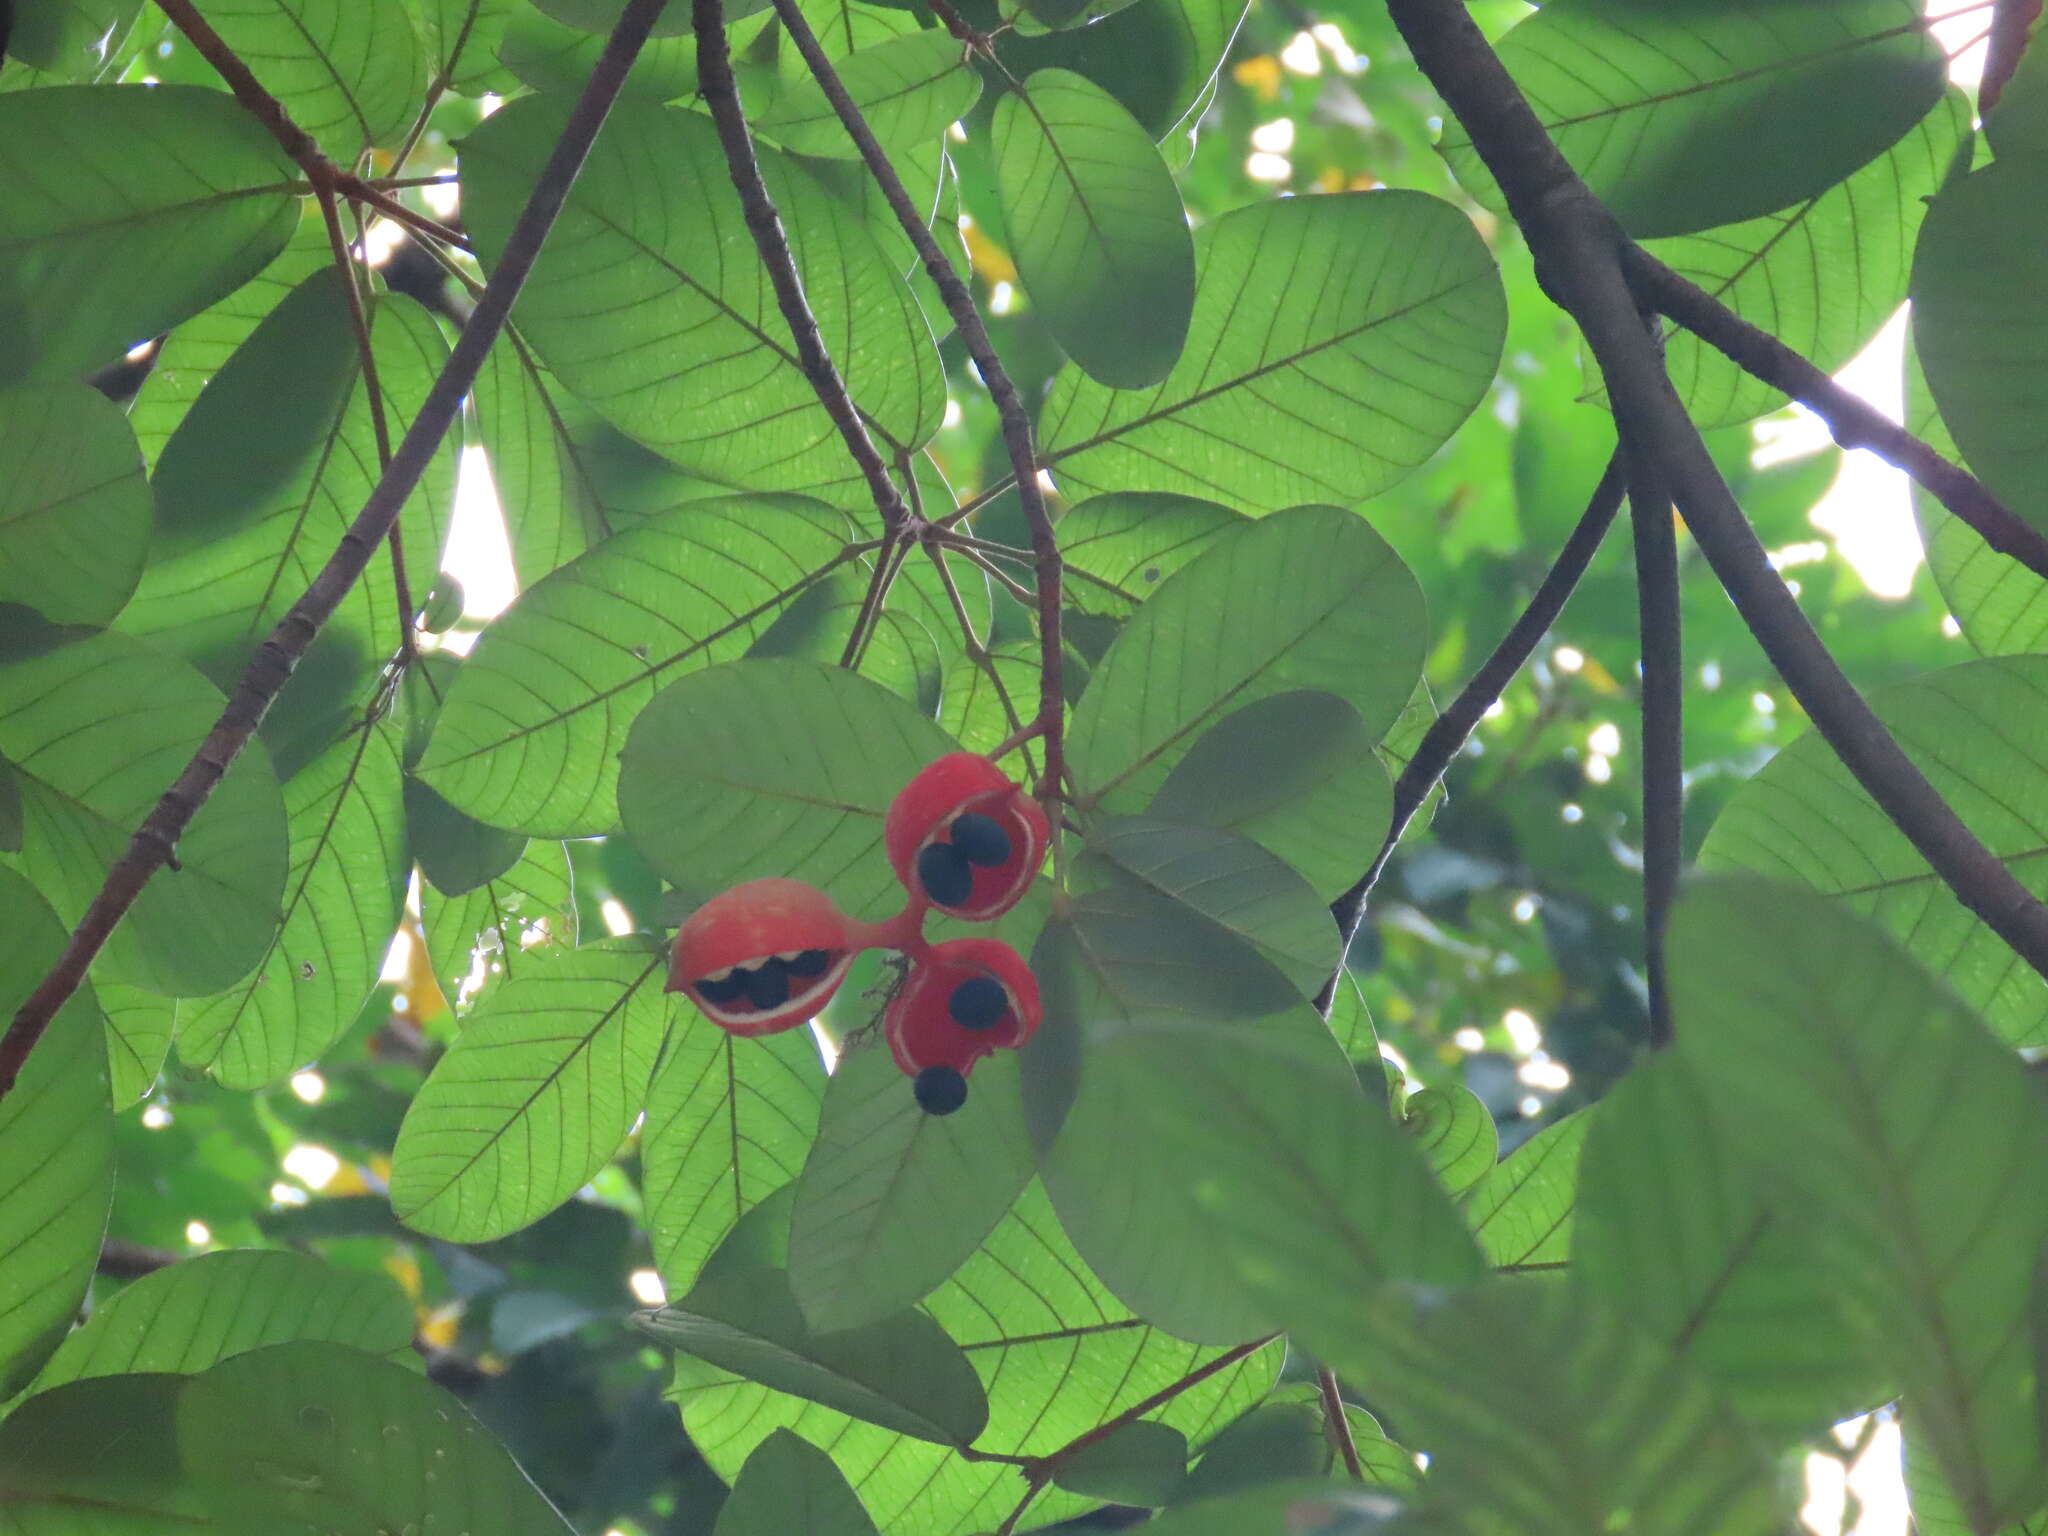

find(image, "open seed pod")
[884,752,1050,922]
[883,937,1042,1115]
[667,877,857,1036]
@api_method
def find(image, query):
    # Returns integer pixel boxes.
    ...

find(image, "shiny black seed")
[914,1065,969,1116]
[948,976,1009,1031]
[787,948,831,978]
[948,812,1012,868]
[743,958,790,1011]
[915,842,974,906]
[695,971,747,1006]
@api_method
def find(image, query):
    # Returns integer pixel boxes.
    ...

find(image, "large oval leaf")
[176,718,408,1089]
[1443,0,1947,239]
[1700,656,2048,1049]
[1038,190,1504,512]
[391,945,668,1241]
[0,867,114,1399]
[30,1248,413,1392]
[0,632,289,997]
[0,84,299,386]
[1670,878,2048,1528]
[787,1048,1034,1335]
[415,496,852,839]
[991,68,1194,389]
[1913,157,2048,541]
[201,0,423,159]
[757,30,980,159]
[617,659,955,921]
[178,1341,575,1533]
[0,382,149,627]
[716,1430,881,1536]
[1067,505,1426,810]
[460,95,945,501]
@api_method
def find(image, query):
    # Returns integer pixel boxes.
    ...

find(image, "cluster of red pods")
[664,754,1051,1115]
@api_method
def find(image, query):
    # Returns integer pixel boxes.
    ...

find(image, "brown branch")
[1385,0,2048,985]
[1621,247,2048,584]
[0,0,673,1103]
[1981,0,2043,109]
[765,0,1067,816]
[1317,1364,1366,1481]
[691,0,913,539]
[333,176,474,252]
[1322,455,1627,1008]
[1625,440,1681,1049]
[154,0,322,172]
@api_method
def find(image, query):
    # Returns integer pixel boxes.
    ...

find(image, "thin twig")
[1621,246,2048,584]
[1317,1364,1366,1481]
[838,531,905,668]
[334,176,474,251]
[0,0,672,1102]
[691,0,913,538]
[923,542,1034,762]
[1625,439,1682,1049]
[1385,0,2048,986]
[1321,456,1627,1010]
[767,0,1067,813]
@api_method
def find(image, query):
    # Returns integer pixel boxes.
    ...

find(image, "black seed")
[787,948,831,978]
[695,971,747,1006]
[949,976,1009,1031]
[948,812,1012,868]
[916,842,974,906]
[914,1065,969,1116]
[743,958,790,1011]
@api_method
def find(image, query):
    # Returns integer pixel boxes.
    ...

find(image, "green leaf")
[991,68,1194,389]
[1913,157,2048,539]
[200,0,423,159]
[413,0,516,93]
[1462,1109,1587,1270]
[1058,490,1245,619]
[1003,0,1246,140]
[29,1249,413,1393]
[1052,1418,1187,1506]
[715,1429,882,1536]
[460,95,944,501]
[99,980,175,1108]
[1147,691,1385,905]
[1039,192,1505,512]
[128,213,330,470]
[1575,1051,1885,1440]
[495,6,704,102]
[1148,1481,1404,1535]
[1646,88,1967,428]
[529,0,705,37]
[0,84,299,387]
[1443,0,1948,239]
[788,1048,1034,1334]
[643,1019,826,1293]
[757,30,980,159]
[639,1245,991,1444]
[1987,32,2048,160]
[0,383,149,627]
[123,286,456,757]
[1089,816,1339,998]
[0,632,289,997]
[1179,1395,1415,1502]
[406,774,524,897]
[5,0,143,77]
[1908,1424,2048,1536]
[176,719,408,1089]
[617,659,955,922]
[390,945,668,1241]
[177,1340,574,1533]
[418,835,578,1014]
[1068,505,1426,811]
[0,1374,211,1531]
[1401,1083,1497,1201]
[1315,1278,1787,1534]
[0,867,114,1399]
[1669,878,2048,1528]
[415,497,850,838]
[1700,655,2048,1049]
[671,1181,1278,1534]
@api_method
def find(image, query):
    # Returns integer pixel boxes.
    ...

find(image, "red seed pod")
[883,937,1042,1114]
[667,877,857,1037]
[884,753,1050,922]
